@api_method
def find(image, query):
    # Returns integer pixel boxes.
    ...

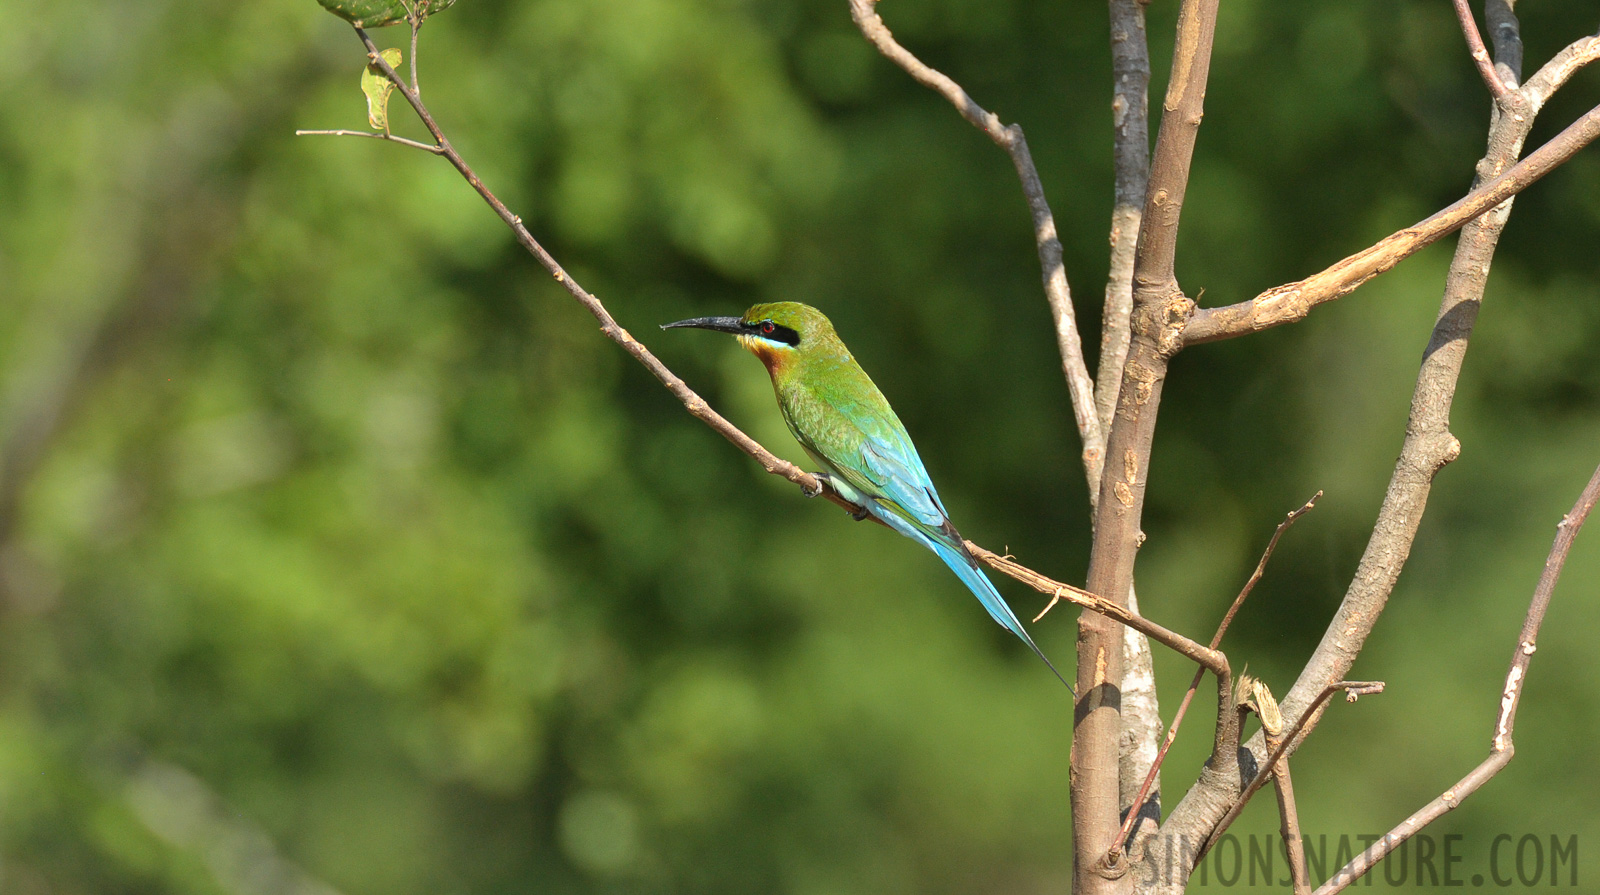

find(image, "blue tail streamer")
[923,535,1076,695]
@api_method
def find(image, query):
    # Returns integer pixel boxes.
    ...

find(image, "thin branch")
[983,535,1237,875]
[1234,675,1313,895]
[1312,462,1600,895]
[1268,682,1388,789]
[1109,492,1320,860]
[1159,49,1600,861]
[1184,98,1600,343]
[846,0,1103,481]
[1453,0,1513,102]
[1116,670,1203,858]
[404,2,421,96]
[1519,29,1600,108]
[1216,491,1322,639]
[1270,750,1312,895]
[295,129,444,153]
[1129,0,1219,292]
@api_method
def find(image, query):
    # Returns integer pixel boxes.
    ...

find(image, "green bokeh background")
[2,1,1598,892]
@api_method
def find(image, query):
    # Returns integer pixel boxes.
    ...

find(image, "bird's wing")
[856,433,948,529]
[801,389,950,532]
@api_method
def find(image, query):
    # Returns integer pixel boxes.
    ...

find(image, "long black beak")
[661,315,747,335]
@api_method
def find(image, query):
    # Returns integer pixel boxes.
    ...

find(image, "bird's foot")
[805,473,871,521]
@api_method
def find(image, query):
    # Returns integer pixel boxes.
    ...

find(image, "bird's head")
[662,302,835,373]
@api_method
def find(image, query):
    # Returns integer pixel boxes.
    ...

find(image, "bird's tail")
[924,535,1076,695]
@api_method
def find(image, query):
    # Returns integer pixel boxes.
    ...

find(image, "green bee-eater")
[664,302,1071,691]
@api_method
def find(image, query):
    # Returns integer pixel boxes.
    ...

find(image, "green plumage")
[738,304,912,520]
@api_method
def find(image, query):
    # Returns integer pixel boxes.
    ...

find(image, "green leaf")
[413,0,457,17]
[315,0,456,28]
[362,47,404,132]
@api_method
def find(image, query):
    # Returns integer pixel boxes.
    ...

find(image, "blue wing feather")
[858,436,946,527]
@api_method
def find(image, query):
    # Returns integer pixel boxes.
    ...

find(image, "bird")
[663,301,1073,693]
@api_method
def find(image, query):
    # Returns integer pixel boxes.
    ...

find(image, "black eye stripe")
[745,319,800,346]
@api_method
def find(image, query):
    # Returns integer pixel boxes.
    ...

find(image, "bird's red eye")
[761,321,775,335]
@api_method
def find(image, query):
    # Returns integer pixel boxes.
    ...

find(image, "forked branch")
[1185,97,1600,343]
[1197,681,1387,861]
[1109,492,1321,861]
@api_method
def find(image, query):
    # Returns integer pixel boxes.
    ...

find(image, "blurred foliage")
[1,1,1598,893]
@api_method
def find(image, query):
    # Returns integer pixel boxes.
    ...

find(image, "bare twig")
[404,2,421,95]
[1184,98,1600,343]
[1453,0,1513,102]
[1184,26,1600,351]
[846,0,1103,481]
[1270,681,1387,783]
[985,526,1236,889]
[1151,46,1600,889]
[1216,492,1322,639]
[1230,677,1312,895]
[1519,29,1600,108]
[1270,750,1312,895]
[1109,492,1321,860]
[1312,462,1600,895]
[294,129,443,153]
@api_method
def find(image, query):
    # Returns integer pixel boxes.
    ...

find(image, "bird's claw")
[803,473,869,520]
